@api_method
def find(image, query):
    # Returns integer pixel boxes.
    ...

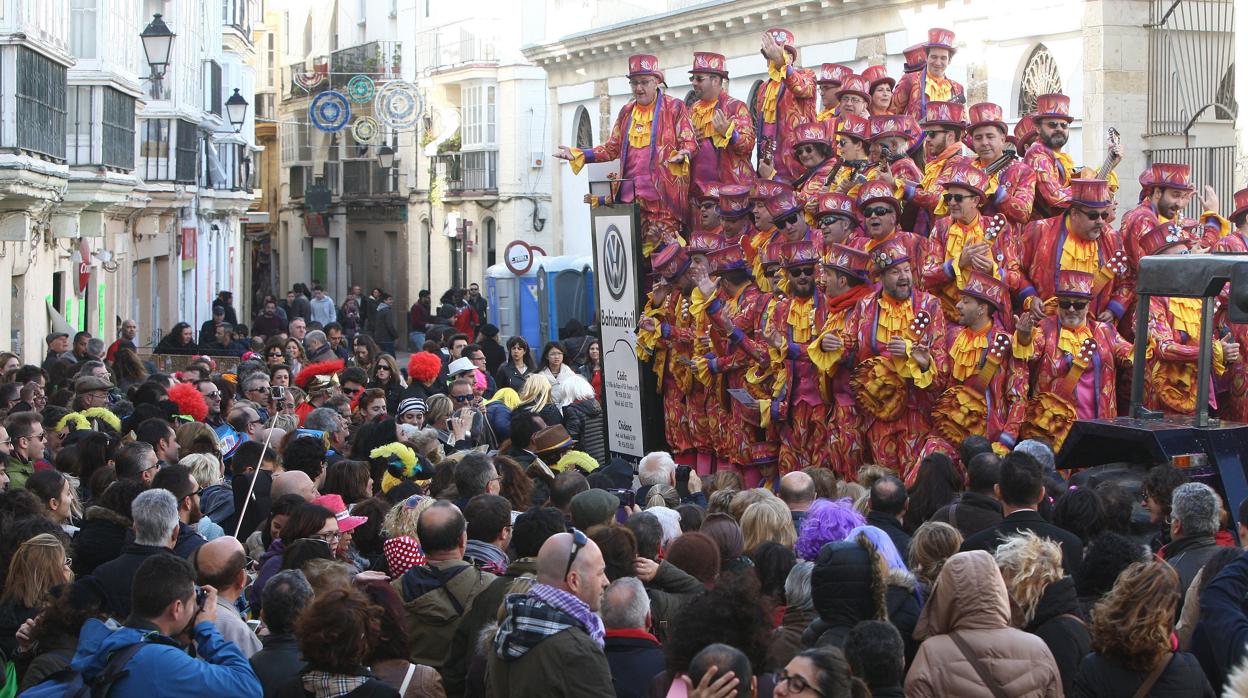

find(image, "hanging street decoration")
[293,69,325,91]
[351,116,380,145]
[346,75,375,103]
[374,80,422,130]
[310,90,351,132]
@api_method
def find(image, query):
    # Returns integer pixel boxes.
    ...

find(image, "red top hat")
[694,181,724,203]
[627,54,662,79]
[960,271,1008,311]
[1032,93,1074,123]
[899,114,922,141]
[818,63,853,86]
[921,101,966,129]
[781,240,820,268]
[765,184,803,220]
[767,27,798,57]
[1069,179,1113,209]
[870,238,911,273]
[1231,188,1248,224]
[687,231,725,255]
[709,243,749,274]
[762,241,787,268]
[717,184,754,219]
[1056,270,1095,298]
[862,65,895,92]
[1148,163,1194,192]
[815,192,857,221]
[835,75,871,102]
[690,51,728,78]
[926,27,957,54]
[652,243,692,280]
[836,113,870,142]
[752,179,788,203]
[857,180,901,212]
[903,43,928,72]
[869,115,913,142]
[1014,114,1037,146]
[967,102,1007,134]
[793,121,829,149]
[941,161,990,199]
[824,244,871,280]
[1139,221,1191,257]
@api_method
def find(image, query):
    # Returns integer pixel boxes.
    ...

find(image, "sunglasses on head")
[1058,300,1089,311]
[863,206,893,218]
[789,266,816,278]
[564,528,588,579]
[942,193,974,204]
[1078,208,1112,221]
[775,214,800,228]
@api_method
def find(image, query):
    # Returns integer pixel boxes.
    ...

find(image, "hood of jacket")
[83,505,131,529]
[70,618,166,680]
[398,558,479,625]
[914,550,1011,640]
[811,541,877,628]
[1026,575,1081,630]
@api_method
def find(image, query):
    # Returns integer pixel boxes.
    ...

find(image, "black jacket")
[562,399,607,468]
[808,543,877,650]
[1071,651,1214,697]
[866,511,911,558]
[480,339,507,379]
[495,364,533,393]
[962,510,1084,579]
[1027,576,1090,695]
[173,521,206,559]
[604,630,665,698]
[0,599,36,658]
[1161,534,1221,611]
[929,491,1004,539]
[73,505,131,576]
[90,542,172,619]
[250,633,305,698]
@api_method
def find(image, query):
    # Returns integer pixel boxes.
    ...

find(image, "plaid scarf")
[464,539,509,576]
[494,584,605,661]
[302,671,368,698]
[528,583,605,646]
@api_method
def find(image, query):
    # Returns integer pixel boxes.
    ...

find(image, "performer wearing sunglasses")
[1019,179,1132,324]
[889,100,966,238]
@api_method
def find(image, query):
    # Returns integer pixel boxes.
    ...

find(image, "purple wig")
[795,498,866,561]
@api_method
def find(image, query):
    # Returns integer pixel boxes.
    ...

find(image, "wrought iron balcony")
[330,41,401,90]
[435,150,497,195]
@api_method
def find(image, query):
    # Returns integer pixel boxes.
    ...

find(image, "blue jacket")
[1194,550,1248,692]
[69,618,261,697]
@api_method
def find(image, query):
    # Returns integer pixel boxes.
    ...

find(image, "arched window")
[573,105,593,149]
[1215,65,1236,120]
[1017,45,1063,116]
[747,79,765,122]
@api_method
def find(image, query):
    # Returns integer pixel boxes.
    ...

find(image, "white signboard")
[593,212,645,457]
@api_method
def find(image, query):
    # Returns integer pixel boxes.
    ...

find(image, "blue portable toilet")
[487,254,594,349]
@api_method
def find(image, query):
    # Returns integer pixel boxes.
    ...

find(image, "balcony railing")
[436,150,497,193]
[330,41,401,90]
[416,23,497,72]
[342,160,397,197]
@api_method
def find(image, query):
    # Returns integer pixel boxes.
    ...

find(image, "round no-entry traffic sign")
[504,240,535,275]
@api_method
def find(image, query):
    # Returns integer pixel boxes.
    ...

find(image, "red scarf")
[827,284,873,315]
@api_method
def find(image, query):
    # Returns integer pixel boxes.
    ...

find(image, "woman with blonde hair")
[728,487,776,522]
[180,452,229,540]
[742,497,797,552]
[908,521,962,600]
[1073,560,1213,696]
[515,374,562,426]
[284,336,306,375]
[994,531,1089,693]
[0,534,72,657]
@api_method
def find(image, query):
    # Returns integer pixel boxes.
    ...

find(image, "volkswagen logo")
[603,225,628,301]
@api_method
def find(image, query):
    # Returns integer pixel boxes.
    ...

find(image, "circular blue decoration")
[346,75,375,103]
[374,80,422,130]
[310,91,351,132]
[351,116,380,145]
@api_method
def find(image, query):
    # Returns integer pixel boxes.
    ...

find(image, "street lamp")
[140,14,175,80]
[377,145,396,169]
[225,89,249,133]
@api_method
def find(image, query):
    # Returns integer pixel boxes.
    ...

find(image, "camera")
[676,464,692,498]
[608,488,636,508]
[269,385,286,401]
[194,585,208,608]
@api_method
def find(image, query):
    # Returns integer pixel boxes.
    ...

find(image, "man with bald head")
[779,471,817,528]
[393,501,495,668]
[194,536,262,657]
[487,530,614,697]
[270,470,317,502]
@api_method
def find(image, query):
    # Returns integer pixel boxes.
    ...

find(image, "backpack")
[18,643,144,698]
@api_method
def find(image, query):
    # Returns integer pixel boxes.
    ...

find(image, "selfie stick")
[232,406,281,539]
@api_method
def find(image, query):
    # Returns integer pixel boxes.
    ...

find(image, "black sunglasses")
[942,193,973,204]
[453,394,475,402]
[795,145,820,155]
[1079,208,1111,221]
[819,215,848,227]
[1058,300,1089,311]
[775,214,800,228]
[789,266,816,278]
[763,268,779,278]
[564,528,588,580]
[863,206,893,218]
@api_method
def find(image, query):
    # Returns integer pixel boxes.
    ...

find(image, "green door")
[312,247,328,287]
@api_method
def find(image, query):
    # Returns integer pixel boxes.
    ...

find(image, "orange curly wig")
[167,381,209,422]
[407,352,443,384]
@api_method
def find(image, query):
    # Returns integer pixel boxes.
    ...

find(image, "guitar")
[982,213,1009,242]
[984,147,1019,177]
[1092,249,1129,296]
[1093,128,1122,179]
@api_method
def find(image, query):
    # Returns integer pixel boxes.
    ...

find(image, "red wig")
[295,359,346,389]
[167,381,209,422]
[407,352,443,385]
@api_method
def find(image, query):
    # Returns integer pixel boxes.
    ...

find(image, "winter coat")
[441,558,538,698]
[1025,576,1090,695]
[929,491,1004,539]
[486,401,513,442]
[249,633,305,698]
[1194,549,1248,692]
[61,618,261,697]
[374,303,399,345]
[72,505,131,576]
[603,629,664,698]
[769,605,816,670]
[90,542,172,619]
[808,541,881,650]
[173,521,207,558]
[393,559,495,668]
[866,511,912,559]
[495,364,532,393]
[904,550,1062,698]
[0,599,36,659]
[961,510,1084,580]
[1070,651,1214,697]
[1159,534,1220,612]
[201,483,235,524]
[485,594,615,698]
[643,561,704,644]
[561,399,607,469]
[18,632,77,692]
